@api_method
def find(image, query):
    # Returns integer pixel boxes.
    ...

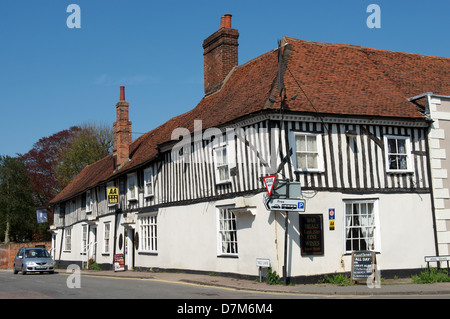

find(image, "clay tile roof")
[50,154,115,203]
[281,37,450,118]
[50,37,450,204]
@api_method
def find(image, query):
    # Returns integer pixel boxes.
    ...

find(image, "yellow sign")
[329,220,335,230]
[108,187,119,204]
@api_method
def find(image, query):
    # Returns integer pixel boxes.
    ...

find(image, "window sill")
[138,251,158,256]
[386,170,414,174]
[294,169,325,173]
[217,254,238,259]
[215,180,232,185]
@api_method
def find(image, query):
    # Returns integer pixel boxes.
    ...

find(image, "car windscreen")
[25,249,50,258]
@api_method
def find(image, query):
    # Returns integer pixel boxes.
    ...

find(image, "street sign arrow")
[264,198,306,212]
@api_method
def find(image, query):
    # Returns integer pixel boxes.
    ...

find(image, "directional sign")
[264,198,306,212]
[263,175,277,197]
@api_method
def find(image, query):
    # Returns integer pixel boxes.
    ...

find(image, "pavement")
[68,269,450,297]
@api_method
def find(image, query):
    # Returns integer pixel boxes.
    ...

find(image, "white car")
[13,247,55,275]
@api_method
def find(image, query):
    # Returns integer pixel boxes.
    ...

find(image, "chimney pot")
[120,86,125,101]
[222,14,232,28]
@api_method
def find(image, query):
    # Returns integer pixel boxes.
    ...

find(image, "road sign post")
[262,179,305,286]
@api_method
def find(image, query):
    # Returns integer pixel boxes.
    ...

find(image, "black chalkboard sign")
[299,214,324,256]
[351,251,376,283]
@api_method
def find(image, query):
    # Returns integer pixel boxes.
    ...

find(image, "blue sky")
[1,0,449,157]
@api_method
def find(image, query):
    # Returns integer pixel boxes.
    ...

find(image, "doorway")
[124,228,135,270]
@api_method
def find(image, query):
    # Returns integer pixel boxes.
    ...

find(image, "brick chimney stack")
[113,86,132,168]
[203,14,239,95]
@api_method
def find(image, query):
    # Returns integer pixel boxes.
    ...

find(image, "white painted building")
[50,15,449,283]
[410,93,450,257]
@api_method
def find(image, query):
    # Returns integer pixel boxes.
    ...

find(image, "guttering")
[408,92,450,101]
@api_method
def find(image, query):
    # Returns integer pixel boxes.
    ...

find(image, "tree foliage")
[54,122,113,188]
[0,156,35,243]
[20,126,81,207]
[7,122,114,242]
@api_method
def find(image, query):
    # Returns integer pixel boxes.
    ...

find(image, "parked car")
[13,247,55,275]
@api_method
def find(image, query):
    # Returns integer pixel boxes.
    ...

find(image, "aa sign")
[108,187,119,204]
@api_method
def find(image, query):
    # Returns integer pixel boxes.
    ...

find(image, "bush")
[265,268,283,285]
[412,267,450,284]
[88,258,101,270]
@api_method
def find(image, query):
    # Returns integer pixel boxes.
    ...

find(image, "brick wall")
[0,242,52,269]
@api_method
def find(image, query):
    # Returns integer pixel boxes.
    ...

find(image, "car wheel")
[22,266,27,275]
[13,264,18,274]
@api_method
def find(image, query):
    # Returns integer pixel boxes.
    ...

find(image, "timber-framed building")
[50,15,450,282]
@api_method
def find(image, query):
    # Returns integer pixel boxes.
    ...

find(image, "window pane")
[306,136,317,152]
[216,148,226,165]
[388,139,397,153]
[218,165,229,181]
[297,153,307,168]
[397,139,406,154]
[307,154,318,169]
[296,135,306,152]
[399,155,407,169]
[389,155,398,170]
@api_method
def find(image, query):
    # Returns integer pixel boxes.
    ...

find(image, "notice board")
[299,214,324,256]
[114,253,125,272]
[351,251,376,283]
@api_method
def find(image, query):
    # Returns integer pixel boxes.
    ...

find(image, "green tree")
[55,122,113,188]
[0,156,36,243]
